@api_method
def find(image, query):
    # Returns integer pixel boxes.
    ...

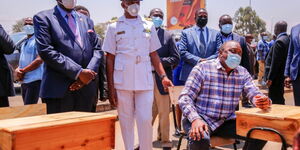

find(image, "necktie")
[67,13,82,47]
[199,28,206,55]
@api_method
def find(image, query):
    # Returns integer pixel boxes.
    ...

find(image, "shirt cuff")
[75,68,83,80]
[187,111,202,123]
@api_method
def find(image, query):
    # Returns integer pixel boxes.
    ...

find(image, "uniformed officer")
[102,0,173,150]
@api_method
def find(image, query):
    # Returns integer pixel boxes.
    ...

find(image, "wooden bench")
[236,104,300,146]
[0,103,46,120]
[0,111,117,150]
[168,86,236,150]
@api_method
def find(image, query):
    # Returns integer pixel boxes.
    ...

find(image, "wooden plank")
[168,86,184,105]
[0,112,116,150]
[0,131,13,150]
[0,112,115,132]
[0,104,46,120]
[236,105,300,120]
[236,113,299,145]
[13,119,115,150]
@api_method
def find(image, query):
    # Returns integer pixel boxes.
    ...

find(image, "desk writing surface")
[236,104,300,120]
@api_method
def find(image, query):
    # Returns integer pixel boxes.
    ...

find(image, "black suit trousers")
[268,78,285,104]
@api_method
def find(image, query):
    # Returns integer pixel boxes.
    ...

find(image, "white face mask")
[126,3,140,17]
[23,25,34,35]
[60,0,77,9]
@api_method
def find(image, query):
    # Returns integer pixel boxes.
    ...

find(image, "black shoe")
[134,146,139,150]
[163,147,171,150]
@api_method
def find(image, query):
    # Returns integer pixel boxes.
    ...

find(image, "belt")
[115,53,150,64]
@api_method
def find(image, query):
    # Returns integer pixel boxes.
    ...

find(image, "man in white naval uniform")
[102,0,174,150]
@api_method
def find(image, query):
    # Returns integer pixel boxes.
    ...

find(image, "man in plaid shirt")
[257,32,270,85]
[179,41,271,150]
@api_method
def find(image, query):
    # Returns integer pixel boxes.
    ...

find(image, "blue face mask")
[221,24,233,34]
[225,52,241,69]
[263,36,269,41]
[152,17,163,28]
[23,25,34,35]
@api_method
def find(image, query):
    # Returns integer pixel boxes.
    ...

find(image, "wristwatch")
[160,74,167,80]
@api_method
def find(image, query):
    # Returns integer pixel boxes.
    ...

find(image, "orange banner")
[167,0,205,30]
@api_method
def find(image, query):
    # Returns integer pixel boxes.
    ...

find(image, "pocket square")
[87,29,94,33]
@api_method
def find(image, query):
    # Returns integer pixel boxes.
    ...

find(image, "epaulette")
[144,17,152,22]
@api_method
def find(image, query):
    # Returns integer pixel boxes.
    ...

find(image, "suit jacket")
[0,24,15,97]
[285,24,300,81]
[34,6,101,98]
[154,28,180,95]
[179,25,218,81]
[265,33,290,82]
[216,32,251,74]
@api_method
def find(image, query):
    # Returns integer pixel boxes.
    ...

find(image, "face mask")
[60,0,77,9]
[126,3,140,17]
[23,25,34,35]
[152,17,163,28]
[263,36,269,41]
[221,24,233,34]
[225,52,241,69]
[196,17,208,28]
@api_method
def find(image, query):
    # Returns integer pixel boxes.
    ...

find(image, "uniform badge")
[117,31,125,35]
[143,28,151,34]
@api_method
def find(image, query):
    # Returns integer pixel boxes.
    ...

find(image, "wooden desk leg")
[244,127,288,150]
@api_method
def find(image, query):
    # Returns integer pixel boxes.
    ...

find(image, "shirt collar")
[195,25,207,31]
[216,58,239,73]
[277,32,287,39]
[57,5,77,19]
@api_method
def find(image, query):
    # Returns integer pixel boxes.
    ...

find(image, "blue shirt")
[195,26,208,44]
[178,59,262,131]
[19,36,44,83]
[57,5,78,25]
[256,40,270,61]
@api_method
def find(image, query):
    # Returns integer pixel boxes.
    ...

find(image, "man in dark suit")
[285,24,300,106]
[149,8,180,150]
[216,14,252,108]
[265,21,289,104]
[179,8,218,83]
[34,0,101,114]
[216,14,251,73]
[0,25,15,107]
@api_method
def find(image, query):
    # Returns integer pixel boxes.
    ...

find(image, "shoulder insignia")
[108,18,118,24]
[144,17,152,22]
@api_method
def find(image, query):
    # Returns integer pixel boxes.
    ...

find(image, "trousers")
[117,90,153,150]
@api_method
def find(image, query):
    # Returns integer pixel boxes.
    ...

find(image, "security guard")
[102,0,173,150]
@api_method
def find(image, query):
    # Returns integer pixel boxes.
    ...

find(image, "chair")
[168,86,237,150]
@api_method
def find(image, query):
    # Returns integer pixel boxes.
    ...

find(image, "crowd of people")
[0,0,300,150]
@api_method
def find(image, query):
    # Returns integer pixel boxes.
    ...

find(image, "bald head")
[24,17,33,25]
[195,8,208,18]
[149,8,164,19]
[219,14,232,25]
[274,21,287,36]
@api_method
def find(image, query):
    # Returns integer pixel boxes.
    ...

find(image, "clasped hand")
[69,69,97,91]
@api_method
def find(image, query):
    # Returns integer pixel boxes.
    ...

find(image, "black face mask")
[196,17,208,28]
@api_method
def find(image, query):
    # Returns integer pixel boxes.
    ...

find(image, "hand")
[161,77,174,92]
[189,119,209,141]
[78,69,97,85]
[15,67,25,81]
[108,87,118,108]
[254,95,271,110]
[284,77,292,88]
[266,80,272,87]
[69,80,85,91]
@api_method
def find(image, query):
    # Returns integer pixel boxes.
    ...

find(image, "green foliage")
[233,6,267,40]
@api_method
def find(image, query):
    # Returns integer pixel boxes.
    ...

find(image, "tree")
[94,17,118,39]
[12,18,25,33]
[233,6,267,39]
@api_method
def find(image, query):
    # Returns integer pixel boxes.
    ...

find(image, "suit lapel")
[191,26,200,52]
[158,28,164,46]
